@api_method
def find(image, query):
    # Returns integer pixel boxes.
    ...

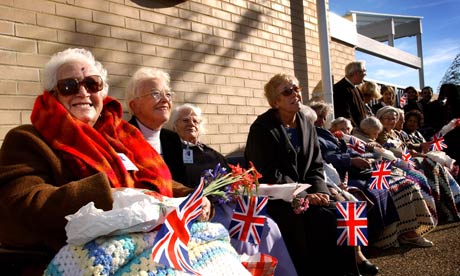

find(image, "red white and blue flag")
[347,136,366,154]
[368,160,392,190]
[336,201,368,246]
[399,94,407,108]
[429,132,448,151]
[151,180,204,274]
[401,146,416,168]
[229,195,268,244]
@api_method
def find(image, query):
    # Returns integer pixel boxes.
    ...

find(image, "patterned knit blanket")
[44,222,251,276]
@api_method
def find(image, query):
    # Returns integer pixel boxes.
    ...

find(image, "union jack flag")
[399,94,407,108]
[347,136,366,154]
[229,195,268,244]
[151,180,204,274]
[401,146,415,168]
[429,132,448,151]
[336,201,368,246]
[368,160,392,190]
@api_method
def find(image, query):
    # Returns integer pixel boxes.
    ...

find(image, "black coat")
[244,108,328,194]
[333,78,368,127]
[244,108,357,275]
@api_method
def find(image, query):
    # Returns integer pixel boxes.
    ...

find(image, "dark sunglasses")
[54,75,103,96]
[280,84,302,97]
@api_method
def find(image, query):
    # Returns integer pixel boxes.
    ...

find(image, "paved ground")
[364,221,460,276]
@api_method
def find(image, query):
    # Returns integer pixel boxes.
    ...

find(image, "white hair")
[125,67,171,114]
[42,48,109,98]
[169,103,206,134]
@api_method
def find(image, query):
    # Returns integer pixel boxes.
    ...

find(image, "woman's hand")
[366,141,382,151]
[306,193,330,206]
[198,196,212,221]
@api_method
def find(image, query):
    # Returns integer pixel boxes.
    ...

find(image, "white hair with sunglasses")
[42,48,109,98]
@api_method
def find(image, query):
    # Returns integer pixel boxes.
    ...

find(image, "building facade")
[0,0,355,154]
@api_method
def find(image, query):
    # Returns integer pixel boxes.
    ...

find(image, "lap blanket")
[44,222,251,276]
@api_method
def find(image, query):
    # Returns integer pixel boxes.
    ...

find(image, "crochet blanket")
[45,222,251,276]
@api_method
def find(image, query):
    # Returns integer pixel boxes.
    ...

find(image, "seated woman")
[310,102,399,253]
[0,49,229,275]
[126,69,296,276]
[401,110,460,221]
[166,103,296,276]
[245,73,359,276]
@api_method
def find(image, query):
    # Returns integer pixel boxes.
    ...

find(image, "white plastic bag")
[65,188,184,245]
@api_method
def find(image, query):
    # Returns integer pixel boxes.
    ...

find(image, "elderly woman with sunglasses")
[0,49,191,273]
[245,73,360,276]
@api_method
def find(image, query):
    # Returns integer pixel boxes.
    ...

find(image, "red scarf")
[30,91,173,196]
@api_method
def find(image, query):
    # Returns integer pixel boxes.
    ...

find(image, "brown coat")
[0,125,113,252]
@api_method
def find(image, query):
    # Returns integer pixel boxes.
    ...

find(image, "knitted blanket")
[45,222,251,276]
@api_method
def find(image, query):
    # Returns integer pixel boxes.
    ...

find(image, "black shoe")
[357,259,379,275]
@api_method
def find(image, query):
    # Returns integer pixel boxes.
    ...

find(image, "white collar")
[136,119,162,154]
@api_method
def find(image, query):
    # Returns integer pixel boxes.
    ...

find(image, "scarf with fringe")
[30,91,172,196]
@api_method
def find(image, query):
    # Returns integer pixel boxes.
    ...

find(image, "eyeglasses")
[137,90,175,101]
[54,75,103,96]
[280,84,302,97]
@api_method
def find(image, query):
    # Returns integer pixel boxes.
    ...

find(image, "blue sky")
[329,0,460,93]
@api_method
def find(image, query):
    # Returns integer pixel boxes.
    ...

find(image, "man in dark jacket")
[333,61,368,127]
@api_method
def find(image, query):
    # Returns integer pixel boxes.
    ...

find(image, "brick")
[37,41,71,55]
[110,51,142,65]
[75,0,109,12]
[228,95,246,105]
[0,111,21,124]
[0,6,36,24]
[140,10,166,25]
[219,123,237,133]
[16,24,58,41]
[57,30,94,47]
[0,80,16,94]
[111,26,140,41]
[182,72,205,83]
[13,0,55,13]
[0,50,16,65]
[142,55,170,69]
[21,110,32,124]
[154,25,180,38]
[208,94,226,104]
[56,4,92,21]
[167,17,191,30]
[0,65,39,81]
[0,21,14,35]
[217,105,236,114]
[37,14,75,31]
[93,11,124,27]
[103,62,137,76]
[17,81,42,95]
[205,74,225,85]
[0,95,35,109]
[94,36,127,51]
[16,53,49,67]
[208,133,230,144]
[191,22,212,35]
[109,2,139,19]
[127,41,155,55]
[125,18,153,33]
[141,32,168,46]
[183,91,208,103]
[76,20,110,37]
[230,133,247,143]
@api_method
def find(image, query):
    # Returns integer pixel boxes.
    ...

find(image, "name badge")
[117,153,139,171]
[183,148,194,164]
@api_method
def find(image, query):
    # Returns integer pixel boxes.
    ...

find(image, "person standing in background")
[333,61,368,127]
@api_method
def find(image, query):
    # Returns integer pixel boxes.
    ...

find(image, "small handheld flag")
[336,201,368,246]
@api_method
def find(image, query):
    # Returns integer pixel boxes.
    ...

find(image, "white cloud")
[424,41,460,67]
